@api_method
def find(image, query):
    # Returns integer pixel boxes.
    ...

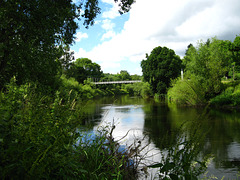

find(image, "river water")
[84,95,240,179]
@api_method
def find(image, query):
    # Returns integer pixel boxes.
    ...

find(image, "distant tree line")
[64,57,141,84]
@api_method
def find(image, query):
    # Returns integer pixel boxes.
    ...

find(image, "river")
[83,95,240,179]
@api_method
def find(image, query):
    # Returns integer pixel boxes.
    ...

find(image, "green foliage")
[148,123,210,180]
[100,71,137,82]
[118,70,132,80]
[101,73,119,81]
[210,83,240,106]
[231,35,240,72]
[169,37,236,105]
[0,0,79,88]
[0,79,84,179]
[75,127,137,179]
[168,77,206,105]
[0,79,137,179]
[59,75,106,100]
[65,58,103,84]
[0,0,136,89]
[124,82,152,98]
[131,74,142,80]
[183,38,232,99]
[141,46,182,95]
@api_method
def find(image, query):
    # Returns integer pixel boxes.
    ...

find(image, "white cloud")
[101,0,121,19]
[101,19,115,30]
[74,0,240,74]
[100,62,121,73]
[75,32,88,42]
[100,19,116,41]
[101,30,116,41]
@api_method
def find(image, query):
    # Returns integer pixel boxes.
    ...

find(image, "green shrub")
[0,79,84,179]
[210,83,240,106]
[59,75,105,100]
[123,82,152,98]
[167,77,206,105]
[0,79,137,179]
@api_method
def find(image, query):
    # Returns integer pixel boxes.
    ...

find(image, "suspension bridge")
[93,80,141,85]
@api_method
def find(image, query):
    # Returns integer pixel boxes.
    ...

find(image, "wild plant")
[147,122,212,180]
[0,79,85,179]
[0,79,141,179]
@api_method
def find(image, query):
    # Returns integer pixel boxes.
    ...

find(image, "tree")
[118,70,131,80]
[0,0,79,88]
[231,35,240,73]
[183,37,232,98]
[131,74,142,80]
[141,46,182,94]
[0,0,135,89]
[66,58,103,83]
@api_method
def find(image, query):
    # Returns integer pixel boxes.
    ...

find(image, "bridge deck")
[93,80,141,85]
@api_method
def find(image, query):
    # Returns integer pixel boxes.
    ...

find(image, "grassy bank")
[167,77,240,108]
[0,78,214,179]
[210,80,240,108]
[0,79,138,179]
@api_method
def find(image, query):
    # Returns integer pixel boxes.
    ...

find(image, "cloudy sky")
[71,0,240,75]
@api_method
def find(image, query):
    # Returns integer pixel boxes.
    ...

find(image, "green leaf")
[169,174,179,180]
[185,174,198,180]
[160,162,175,173]
[147,162,163,168]
[79,169,88,173]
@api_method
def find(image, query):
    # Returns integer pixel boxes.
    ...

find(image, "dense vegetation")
[139,36,240,107]
[1,0,239,179]
[141,46,182,95]
[65,58,103,83]
[0,80,139,179]
[0,0,142,179]
[167,36,240,106]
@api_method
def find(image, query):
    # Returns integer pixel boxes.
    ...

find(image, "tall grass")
[167,77,206,106]
[148,122,211,180]
[0,78,216,179]
[0,79,138,179]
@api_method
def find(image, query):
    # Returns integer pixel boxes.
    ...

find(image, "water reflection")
[84,95,240,179]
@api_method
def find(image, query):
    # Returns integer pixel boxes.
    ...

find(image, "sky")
[70,0,240,75]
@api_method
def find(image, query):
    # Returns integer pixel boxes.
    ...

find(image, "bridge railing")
[93,80,141,85]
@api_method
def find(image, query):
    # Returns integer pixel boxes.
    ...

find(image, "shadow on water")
[82,95,240,179]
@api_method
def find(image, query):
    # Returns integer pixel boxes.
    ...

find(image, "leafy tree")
[0,0,135,89]
[118,70,131,80]
[231,35,240,73]
[101,73,119,81]
[66,58,103,83]
[141,46,182,94]
[0,0,79,88]
[131,74,142,80]
[183,38,232,98]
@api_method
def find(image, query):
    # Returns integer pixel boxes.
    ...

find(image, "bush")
[167,77,206,106]
[59,75,105,100]
[210,84,240,106]
[124,82,152,98]
[0,79,84,178]
[0,79,137,179]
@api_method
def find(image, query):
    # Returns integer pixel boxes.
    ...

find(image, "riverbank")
[2,76,240,179]
[0,80,139,179]
[82,95,240,179]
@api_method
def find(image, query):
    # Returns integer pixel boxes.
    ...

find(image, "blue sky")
[71,0,240,75]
